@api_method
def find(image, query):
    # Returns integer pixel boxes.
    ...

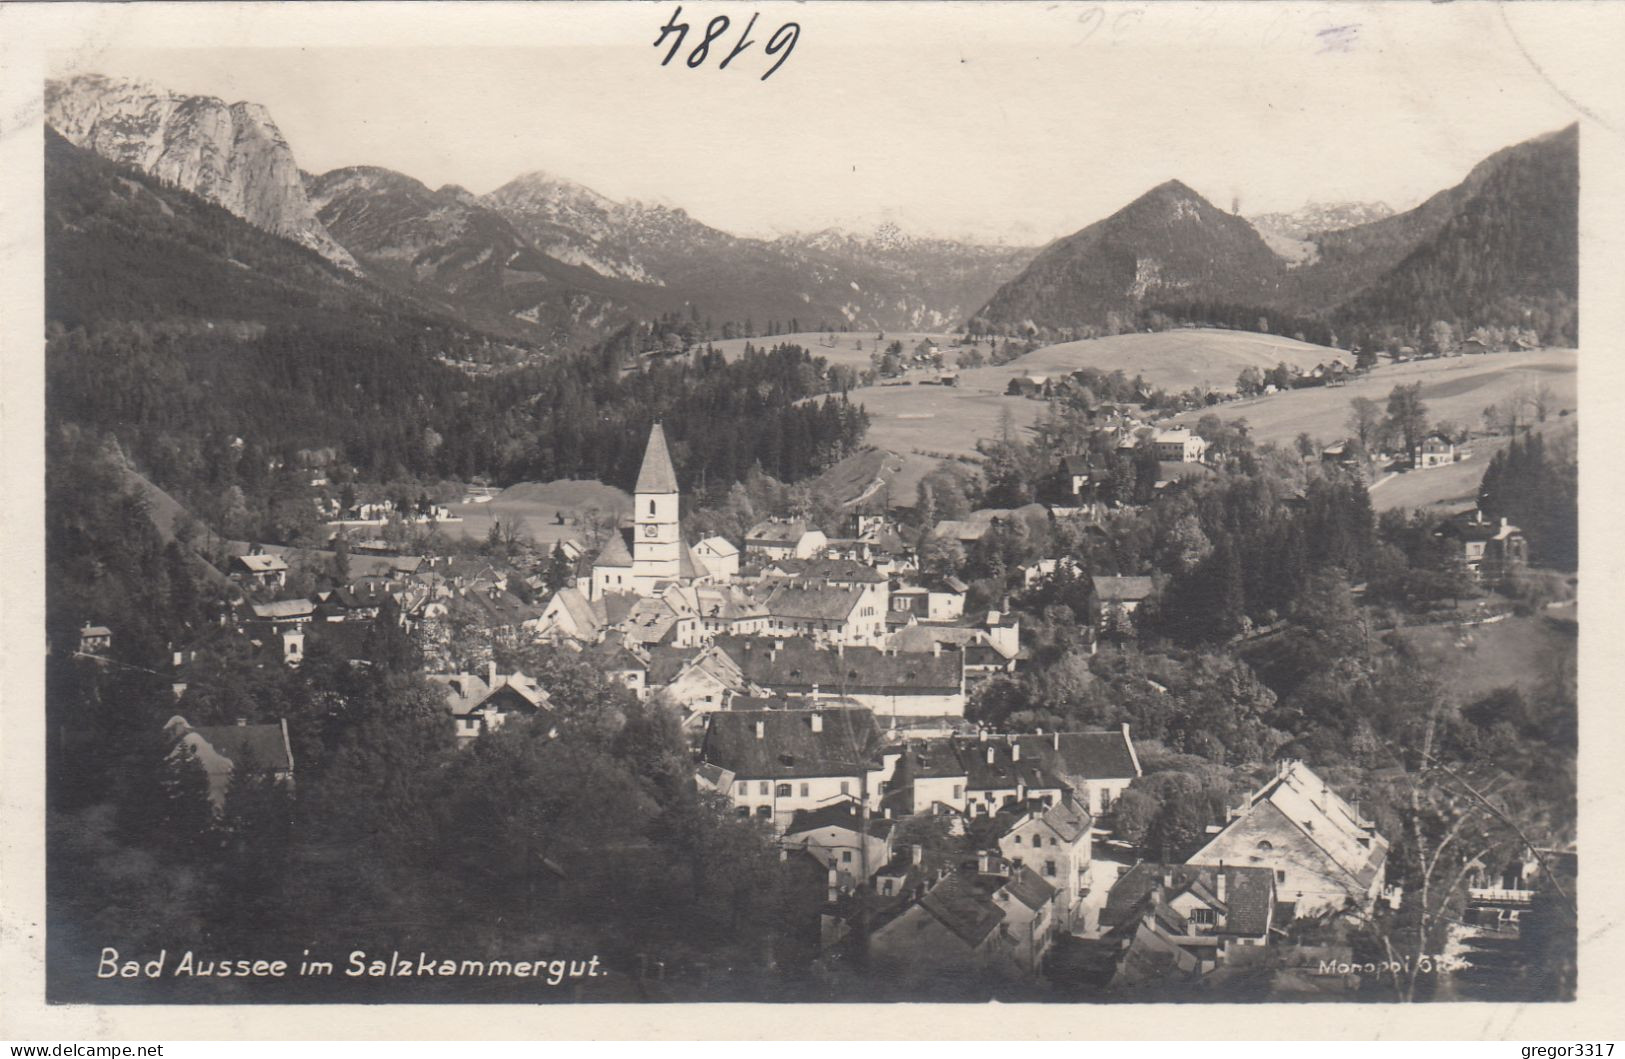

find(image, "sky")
[49,2,1593,245]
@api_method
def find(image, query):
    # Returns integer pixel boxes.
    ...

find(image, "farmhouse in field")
[1412,431,1456,469]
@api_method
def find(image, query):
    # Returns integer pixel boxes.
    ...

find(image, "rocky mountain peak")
[45,73,356,270]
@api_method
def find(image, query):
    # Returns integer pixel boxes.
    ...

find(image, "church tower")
[632,422,682,593]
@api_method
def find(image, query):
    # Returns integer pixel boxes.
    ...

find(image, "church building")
[588,423,707,601]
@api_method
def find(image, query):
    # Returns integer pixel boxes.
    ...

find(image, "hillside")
[974,125,1579,349]
[972,180,1289,333]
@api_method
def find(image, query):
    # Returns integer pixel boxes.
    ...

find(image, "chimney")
[488,660,498,687]
[827,866,840,903]
[755,720,765,740]
[986,746,995,765]
[1017,780,1027,802]
[883,807,892,820]
[978,850,993,874]
[1012,742,1021,762]
[932,641,941,657]
[911,844,923,866]
[1053,731,1061,751]
[1216,864,1227,903]
[979,728,988,743]
[810,712,823,733]
[1163,867,1174,889]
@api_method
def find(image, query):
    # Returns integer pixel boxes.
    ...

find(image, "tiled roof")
[635,422,680,494]
[1016,730,1141,780]
[696,536,738,558]
[178,718,293,772]
[594,531,634,568]
[764,584,865,622]
[785,801,895,840]
[249,598,315,620]
[234,553,288,573]
[700,708,882,780]
[716,637,962,695]
[763,557,887,584]
[919,871,1006,947]
[745,519,814,545]
[1002,864,1057,912]
[1193,760,1389,891]
[1092,575,1154,602]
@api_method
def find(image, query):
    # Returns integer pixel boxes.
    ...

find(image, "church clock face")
[644,524,657,537]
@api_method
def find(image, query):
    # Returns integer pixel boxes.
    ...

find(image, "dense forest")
[46,128,869,544]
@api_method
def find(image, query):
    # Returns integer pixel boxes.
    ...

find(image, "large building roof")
[700,707,882,780]
[635,422,680,495]
[715,636,962,695]
[1102,863,1275,938]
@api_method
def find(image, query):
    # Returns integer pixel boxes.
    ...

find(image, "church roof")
[635,422,680,495]
[595,530,633,568]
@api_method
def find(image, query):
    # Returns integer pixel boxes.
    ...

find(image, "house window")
[800,783,810,798]
[776,784,792,798]
[1045,861,1057,878]
[1032,836,1043,848]
[760,782,770,796]
[756,806,772,819]
[1013,835,1022,845]
[649,499,656,516]
[1277,870,1286,884]
[1257,840,1273,852]
[737,807,750,818]
[841,851,853,863]
[1190,907,1216,926]
[738,782,749,796]
[881,879,895,896]
[953,785,964,799]
[1100,790,1115,812]
[840,781,850,795]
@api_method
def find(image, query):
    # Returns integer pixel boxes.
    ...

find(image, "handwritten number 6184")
[654,6,801,81]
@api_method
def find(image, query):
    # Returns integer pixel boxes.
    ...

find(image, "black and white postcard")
[2,0,1622,1041]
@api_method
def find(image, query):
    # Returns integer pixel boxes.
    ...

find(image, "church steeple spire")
[635,422,679,495]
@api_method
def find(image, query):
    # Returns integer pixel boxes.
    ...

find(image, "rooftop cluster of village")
[77,412,1566,1001]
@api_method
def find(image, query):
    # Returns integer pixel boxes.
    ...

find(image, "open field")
[1391,604,1576,705]
[440,479,632,545]
[1168,347,1576,448]
[1001,329,1339,392]
[854,329,1344,464]
[707,330,956,369]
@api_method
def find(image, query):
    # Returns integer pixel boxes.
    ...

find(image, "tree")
[1385,383,1428,460]
[1347,396,1382,452]
[1236,366,1265,396]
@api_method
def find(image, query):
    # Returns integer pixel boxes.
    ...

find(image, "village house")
[1435,509,1529,583]
[77,623,112,657]
[988,797,1094,930]
[1022,556,1082,590]
[646,643,752,718]
[693,536,740,581]
[889,576,968,622]
[888,727,1142,820]
[868,853,1059,980]
[1187,760,1389,919]
[1413,431,1456,469]
[744,518,828,561]
[1101,862,1278,971]
[428,665,554,742]
[699,707,899,829]
[1092,574,1155,633]
[165,715,295,809]
[229,550,289,589]
[714,636,968,718]
[1153,428,1207,464]
[782,801,897,888]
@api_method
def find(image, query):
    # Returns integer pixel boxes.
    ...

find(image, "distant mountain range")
[47,74,1033,345]
[974,125,1578,346]
[45,73,1578,353]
